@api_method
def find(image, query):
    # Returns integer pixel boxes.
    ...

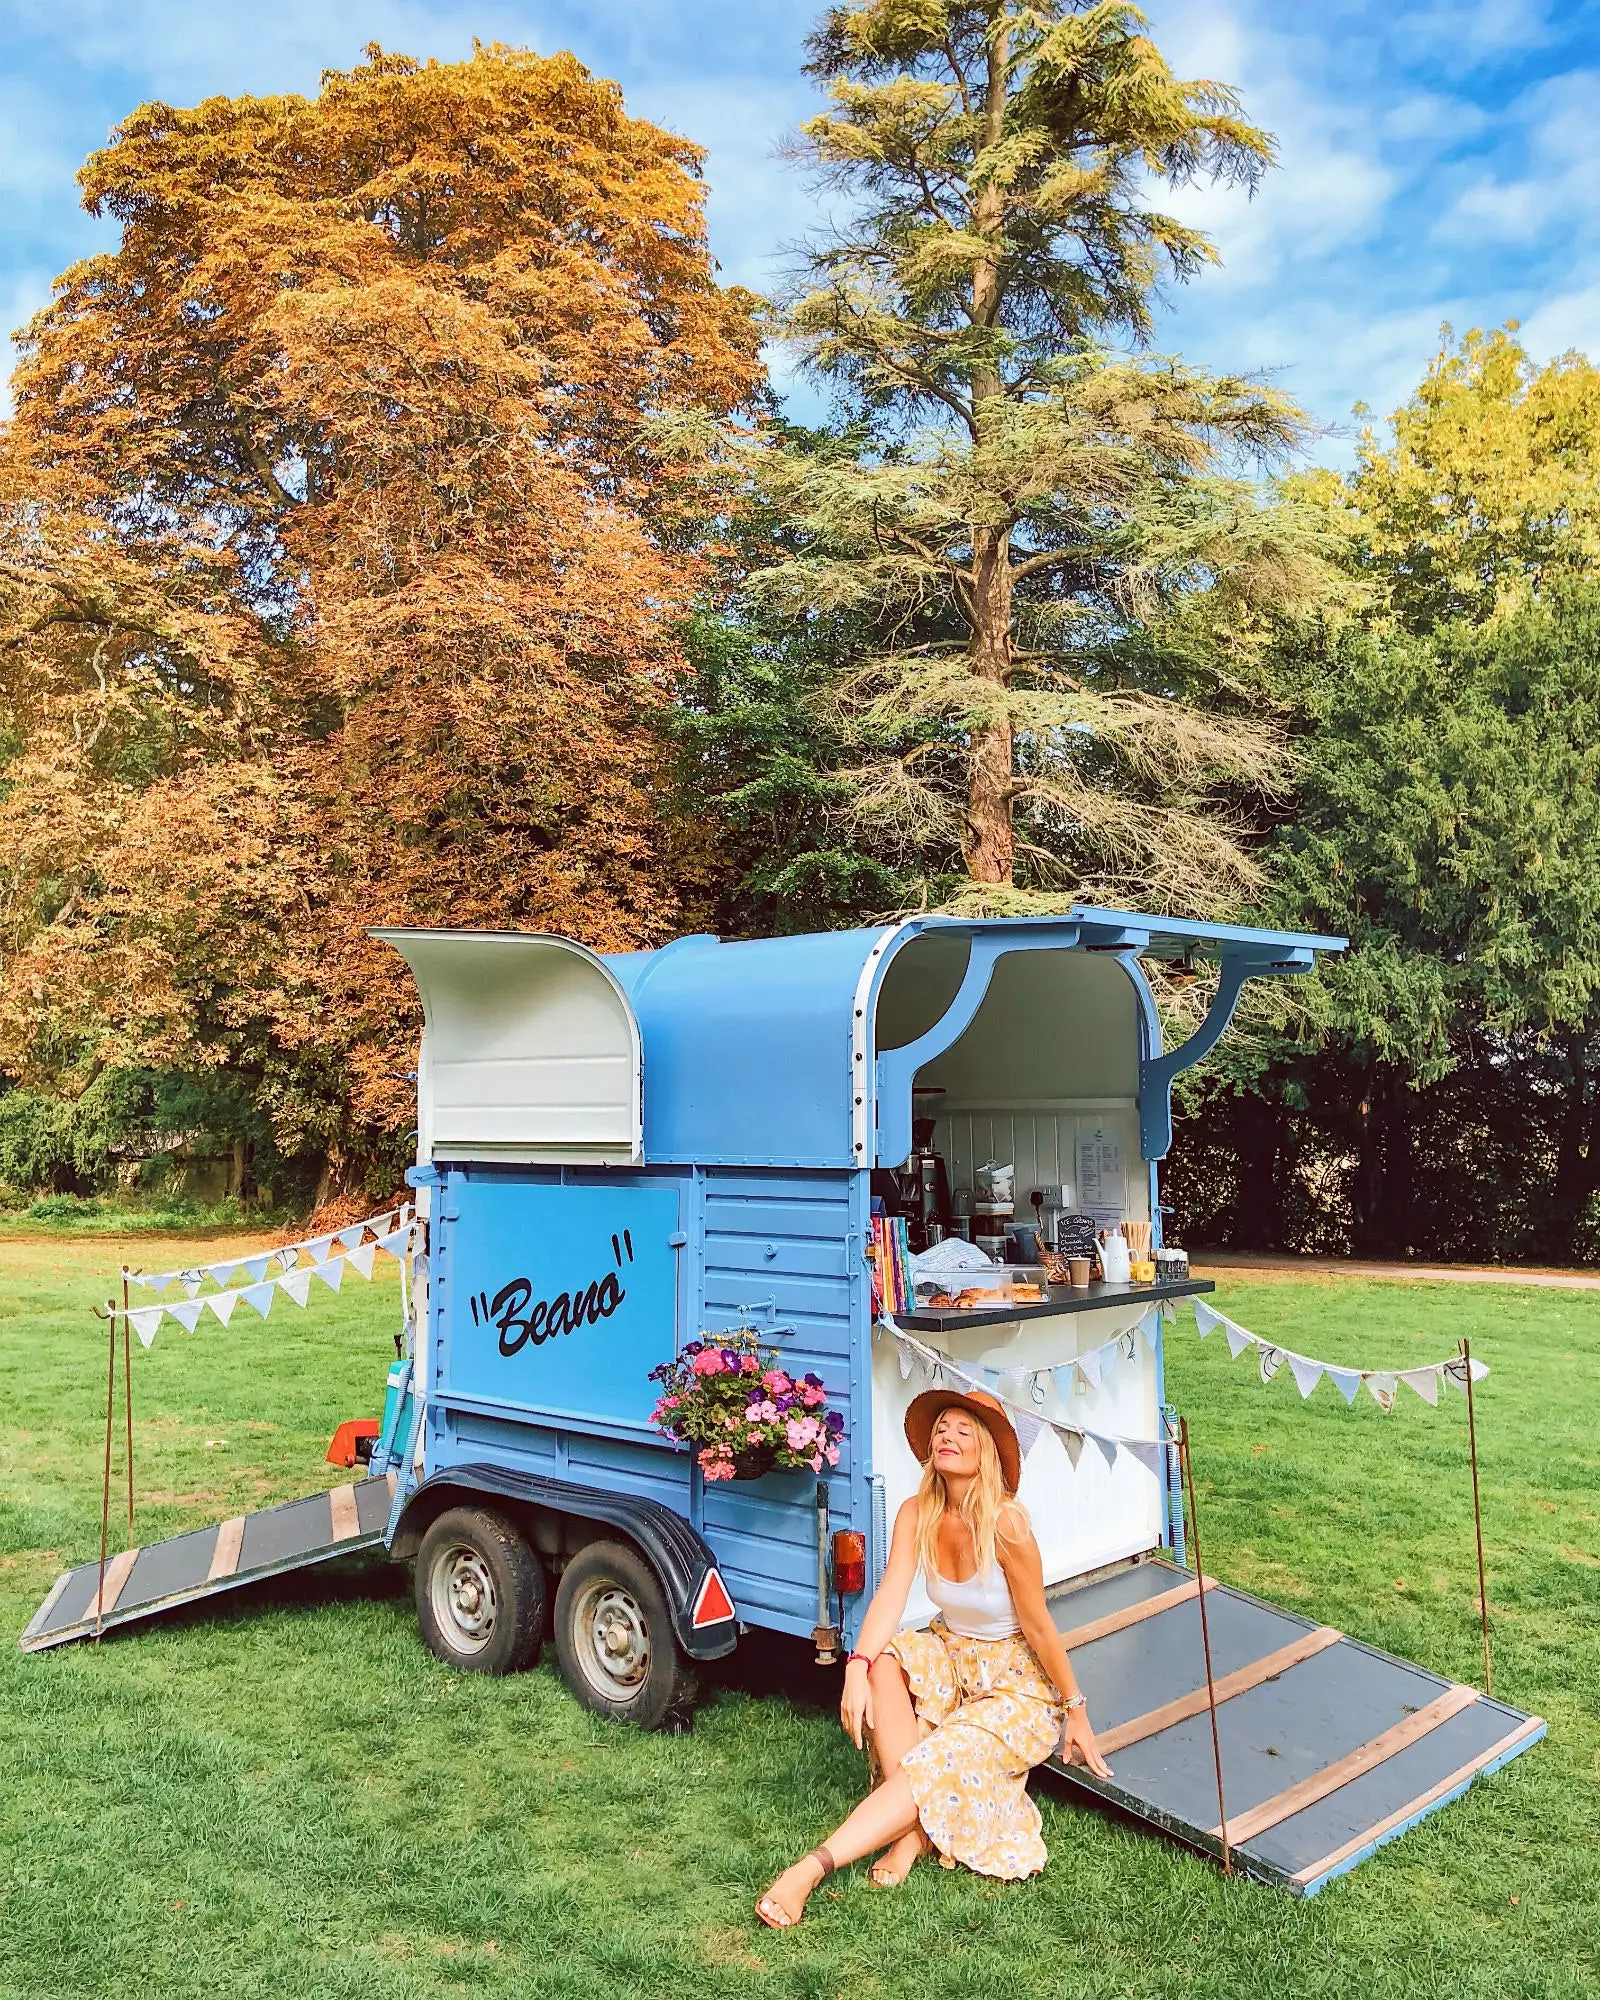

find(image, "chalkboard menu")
[1056,1212,1100,1259]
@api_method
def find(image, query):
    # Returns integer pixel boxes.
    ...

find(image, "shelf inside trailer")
[896,1275,1213,1334]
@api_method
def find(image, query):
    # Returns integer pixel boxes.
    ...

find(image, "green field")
[1,1231,1596,1998]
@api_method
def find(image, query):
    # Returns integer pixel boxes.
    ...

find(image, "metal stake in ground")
[121,1267,135,1547]
[95,1298,117,1641]
[1461,1337,1492,1696]
[1178,1414,1231,1874]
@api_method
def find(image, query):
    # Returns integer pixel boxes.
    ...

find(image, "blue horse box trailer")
[370,911,1333,1694]
[25,909,1550,1892]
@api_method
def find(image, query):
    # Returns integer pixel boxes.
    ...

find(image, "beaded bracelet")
[846,1651,875,1669]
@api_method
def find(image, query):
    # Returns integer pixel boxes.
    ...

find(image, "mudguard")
[392,1461,738,1661]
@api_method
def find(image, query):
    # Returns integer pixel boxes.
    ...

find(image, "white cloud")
[1521,280,1600,362]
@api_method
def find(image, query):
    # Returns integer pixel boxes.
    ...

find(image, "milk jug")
[1098,1227,1131,1284]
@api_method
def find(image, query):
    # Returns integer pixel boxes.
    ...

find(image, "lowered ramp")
[1044,1557,1543,1895]
[20,1473,397,1653]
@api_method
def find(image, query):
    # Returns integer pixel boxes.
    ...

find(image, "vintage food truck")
[24,910,1544,1894]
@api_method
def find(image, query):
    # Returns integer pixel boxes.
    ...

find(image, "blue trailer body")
[380,909,1345,1650]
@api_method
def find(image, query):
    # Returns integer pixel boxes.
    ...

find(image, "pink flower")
[691,1349,725,1376]
[824,1442,840,1466]
[763,1370,791,1394]
[786,1417,820,1451]
[744,1409,766,1428]
[801,1383,826,1407]
[808,1453,823,1471]
[741,1355,761,1375]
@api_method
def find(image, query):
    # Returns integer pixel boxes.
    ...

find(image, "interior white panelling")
[935,1105,1148,1221]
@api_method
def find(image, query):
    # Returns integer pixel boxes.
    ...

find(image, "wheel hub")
[431,1544,498,1655]
[574,1581,651,1698]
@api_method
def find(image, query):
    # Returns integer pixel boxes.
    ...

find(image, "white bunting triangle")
[1076,1347,1103,1392]
[242,1281,276,1320]
[1288,1354,1324,1400]
[206,1291,239,1327]
[279,1268,313,1307]
[1365,1372,1398,1413]
[305,1236,334,1265]
[241,1257,270,1284]
[1399,1366,1440,1406]
[1088,1430,1119,1471]
[168,1299,204,1332]
[346,1243,377,1280]
[898,1337,914,1379]
[180,1274,203,1300]
[1194,1299,1222,1338]
[1327,1366,1362,1406]
[1258,1344,1284,1385]
[377,1228,411,1261]
[1013,1410,1046,1456]
[312,1259,344,1293]
[337,1227,367,1253]
[209,1263,236,1290]
[1123,1439,1163,1478]
[130,1306,163,1348]
[1225,1323,1253,1359]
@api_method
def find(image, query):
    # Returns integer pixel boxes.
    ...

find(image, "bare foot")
[756,1851,830,1929]
[869,1827,931,1887]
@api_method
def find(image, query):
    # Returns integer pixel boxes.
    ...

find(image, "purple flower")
[684,1342,704,1357]
[803,1372,823,1389]
[825,1411,845,1434]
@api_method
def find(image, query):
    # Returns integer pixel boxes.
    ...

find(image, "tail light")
[832,1530,867,1595]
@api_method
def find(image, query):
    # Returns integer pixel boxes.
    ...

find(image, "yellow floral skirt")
[882,1620,1064,1880]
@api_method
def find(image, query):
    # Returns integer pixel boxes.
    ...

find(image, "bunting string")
[879,1316,1167,1480]
[1191,1299,1488,1411]
[114,1205,419,1349]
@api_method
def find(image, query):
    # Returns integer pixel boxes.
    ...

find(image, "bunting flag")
[125,1203,414,1297]
[1190,1299,1489,1410]
[878,1318,1164,1481]
[113,1208,418,1347]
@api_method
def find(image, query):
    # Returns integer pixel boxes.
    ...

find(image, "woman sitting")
[758,1388,1112,1927]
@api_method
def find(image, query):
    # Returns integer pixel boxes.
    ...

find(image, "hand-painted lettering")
[490,1232,633,1358]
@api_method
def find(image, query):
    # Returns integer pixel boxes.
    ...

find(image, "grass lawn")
[1,1229,1596,1999]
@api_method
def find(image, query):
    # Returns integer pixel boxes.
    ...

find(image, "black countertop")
[895,1276,1214,1335]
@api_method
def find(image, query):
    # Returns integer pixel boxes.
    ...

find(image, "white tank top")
[925,1561,1020,1640]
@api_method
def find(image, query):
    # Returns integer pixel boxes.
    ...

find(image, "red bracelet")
[846,1651,874,1669]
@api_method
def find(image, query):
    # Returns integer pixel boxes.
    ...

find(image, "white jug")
[1098,1228,1131,1284]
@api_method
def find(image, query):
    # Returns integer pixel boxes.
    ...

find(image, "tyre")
[415,1506,546,1676]
[553,1538,699,1730]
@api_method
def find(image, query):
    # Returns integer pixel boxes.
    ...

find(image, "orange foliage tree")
[0,44,761,1199]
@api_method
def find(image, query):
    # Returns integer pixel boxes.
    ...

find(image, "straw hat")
[904,1387,1022,1495]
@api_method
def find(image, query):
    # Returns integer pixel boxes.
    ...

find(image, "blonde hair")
[914,1411,1022,1583]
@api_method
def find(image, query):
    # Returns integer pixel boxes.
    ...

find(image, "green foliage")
[1171,582,1600,1261]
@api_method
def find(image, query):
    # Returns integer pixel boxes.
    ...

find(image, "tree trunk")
[965,524,1015,883]
[961,24,1016,889]
[1545,1029,1600,1260]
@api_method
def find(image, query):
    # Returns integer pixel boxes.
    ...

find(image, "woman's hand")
[840,1657,874,1749]
[1060,1704,1112,1779]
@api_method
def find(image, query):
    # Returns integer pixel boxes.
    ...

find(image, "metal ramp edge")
[20,1472,398,1654]
[1041,1557,1544,1895]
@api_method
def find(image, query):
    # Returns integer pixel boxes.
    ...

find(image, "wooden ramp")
[20,1473,397,1653]
[1044,1558,1543,1895]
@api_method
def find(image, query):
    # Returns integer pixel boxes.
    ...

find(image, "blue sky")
[4,0,1599,462]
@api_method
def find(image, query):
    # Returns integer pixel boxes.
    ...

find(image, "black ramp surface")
[1241,1693,1538,1882]
[1071,1592,1318,1735]
[239,1492,338,1570]
[120,1523,225,1609]
[1099,1640,1450,1829]
[1048,1558,1194,1632]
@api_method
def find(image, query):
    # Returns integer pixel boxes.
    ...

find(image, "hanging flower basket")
[649,1327,843,1484]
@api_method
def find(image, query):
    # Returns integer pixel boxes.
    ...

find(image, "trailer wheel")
[415,1507,545,1676]
[553,1539,699,1730]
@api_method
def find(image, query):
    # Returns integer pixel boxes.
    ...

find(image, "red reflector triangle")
[692,1567,735,1627]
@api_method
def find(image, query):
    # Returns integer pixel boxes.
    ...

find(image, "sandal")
[756,1845,836,1929]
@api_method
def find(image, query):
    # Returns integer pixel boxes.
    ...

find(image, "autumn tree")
[0,44,761,1199]
[738,0,1340,913]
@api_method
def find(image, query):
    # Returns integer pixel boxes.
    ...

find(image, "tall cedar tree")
[750,0,1340,913]
[0,46,761,1197]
